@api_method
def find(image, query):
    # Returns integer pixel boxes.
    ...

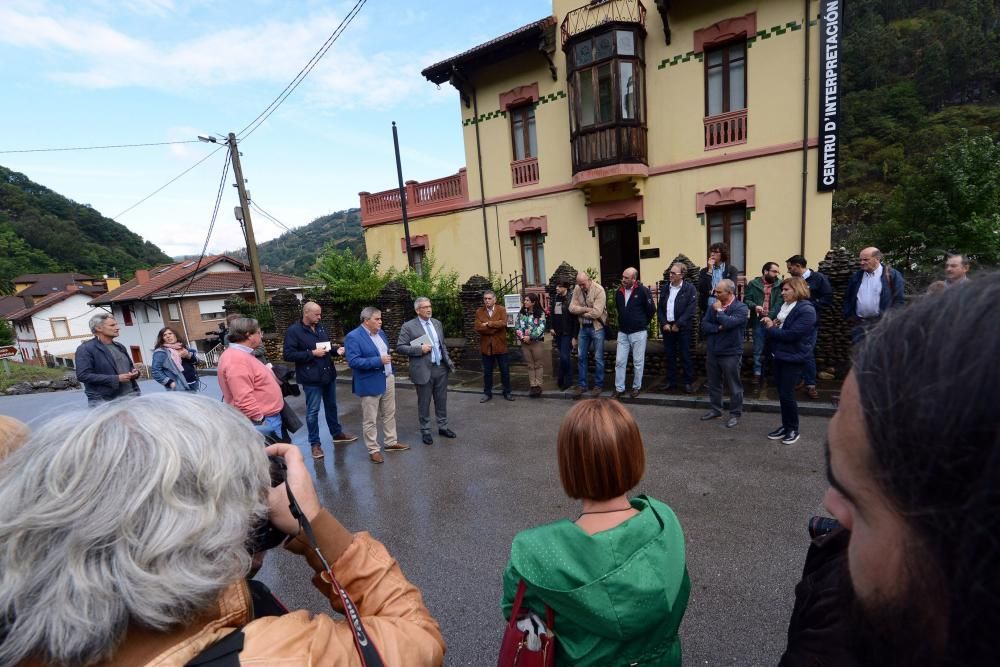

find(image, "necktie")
[423,320,440,364]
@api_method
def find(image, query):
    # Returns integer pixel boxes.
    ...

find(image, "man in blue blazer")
[657,262,698,393]
[345,307,410,464]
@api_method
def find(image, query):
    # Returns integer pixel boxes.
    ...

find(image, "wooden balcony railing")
[561,0,646,45]
[571,124,648,174]
[359,168,469,226]
[511,157,540,187]
[704,109,748,150]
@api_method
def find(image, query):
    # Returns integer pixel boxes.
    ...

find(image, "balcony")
[359,168,469,226]
[511,157,540,187]
[704,109,748,150]
[561,0,646,45]
[571,125,647,175]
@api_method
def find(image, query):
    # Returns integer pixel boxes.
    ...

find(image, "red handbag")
[498,579,556,667]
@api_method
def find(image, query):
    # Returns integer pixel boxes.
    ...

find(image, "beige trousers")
[521,341,544,387]
[360,374,398,454]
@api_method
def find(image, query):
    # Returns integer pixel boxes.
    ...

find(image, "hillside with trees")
[0,165,172,293]
[234,208,364,276]
[836,0,1000,280]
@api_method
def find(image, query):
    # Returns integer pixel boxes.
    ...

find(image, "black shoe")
[767,426,787,440]
[781,430,801,445]
[684,384,694,394]
[726,416,740,429]
[700,411,722,421]
[480,395,492,403]
[438,428,457,438]
[503,393,515,401]
[422,433,433,445]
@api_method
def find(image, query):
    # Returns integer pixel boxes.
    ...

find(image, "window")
[198,298,227,322]
[412,247,426,276]
[137,302,160,324]
[569,28,645,131]
[707,207,746,273]
[121,305,133,327]
[167,302,181,321]
[510,105,537,161]
[519,232,546,287]
[705,42,746,116]
[129,346,143,364]
[50,318,70,339]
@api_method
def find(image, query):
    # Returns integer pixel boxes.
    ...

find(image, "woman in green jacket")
[501,399,690,666]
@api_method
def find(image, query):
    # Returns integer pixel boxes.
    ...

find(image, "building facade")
[359,0,834,288]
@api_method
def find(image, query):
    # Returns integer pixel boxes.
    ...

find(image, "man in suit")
[474,290,513,402]
[657,262,698,393]
[397,296,456,445]
[75,313,141,406]
[843,247,905,344]
[345,307,409,464]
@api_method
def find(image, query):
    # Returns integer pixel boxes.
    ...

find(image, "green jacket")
[502,496,690,666]
[744,277,782,323]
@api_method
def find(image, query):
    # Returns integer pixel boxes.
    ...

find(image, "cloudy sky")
[0,0,550,257]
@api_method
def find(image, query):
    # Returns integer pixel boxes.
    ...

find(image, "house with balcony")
[359,0,834,289]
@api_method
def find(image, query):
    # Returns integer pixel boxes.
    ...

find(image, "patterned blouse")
[515,312,547,342]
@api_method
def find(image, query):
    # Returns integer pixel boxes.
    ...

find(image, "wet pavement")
[1,373,832,666]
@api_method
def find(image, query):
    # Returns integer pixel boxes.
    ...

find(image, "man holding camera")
[75,313,141,406]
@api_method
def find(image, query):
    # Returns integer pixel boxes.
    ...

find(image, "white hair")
[0,394,270,666]
[88,312,113,333]
[413,296,431,311]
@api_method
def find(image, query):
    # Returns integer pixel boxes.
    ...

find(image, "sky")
[0,0,551,258]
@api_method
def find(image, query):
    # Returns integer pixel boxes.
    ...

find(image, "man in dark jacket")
[700,280,749,428]
[843,247,904,343]
[743,262,782,386]
[787,255,832,398]
[612,267,655,399]
[697,242,740,313]
[283,302,357,460]
[548,279,578,390]
[657,263,697,393]
[75,313,140,406]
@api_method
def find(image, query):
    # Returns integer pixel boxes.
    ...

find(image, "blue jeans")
[254,413,284,442]
[577,325,605,389]
[663,327,693,386]
[554,333,574,388]
[615,330,647,392]
[752,320,767,376]
[801,328,818,386]
[303,382,343,445]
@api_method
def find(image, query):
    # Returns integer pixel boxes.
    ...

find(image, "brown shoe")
[369,452,384,464]
[572,386,584,399]
[610,390,622,399]
[333,432,358,443]
[589,387,602,398]
[806,385,819,400]
[311,444,324,460]
[384,442,410,452]
[630,388,640,399]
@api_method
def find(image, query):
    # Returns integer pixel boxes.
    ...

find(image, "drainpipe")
[453,64,493,277]
[799,0,811,256]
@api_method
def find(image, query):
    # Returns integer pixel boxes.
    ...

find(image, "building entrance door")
[597,217,640,288]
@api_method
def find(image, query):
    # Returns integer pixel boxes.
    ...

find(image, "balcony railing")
[561,0,646,45]
[511,157,540,187]
[571,125,648,174]
[704,109,748,150]
[359,168,469,225]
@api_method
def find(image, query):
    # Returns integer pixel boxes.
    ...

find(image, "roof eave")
[421,17,555,85]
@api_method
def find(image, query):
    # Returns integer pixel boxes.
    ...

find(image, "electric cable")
[0,140,203,154]
[112,144,226,220]
[176,150,231,298]
[237,0,367,140]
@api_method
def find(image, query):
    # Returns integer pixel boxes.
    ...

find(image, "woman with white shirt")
[761,277,816,445]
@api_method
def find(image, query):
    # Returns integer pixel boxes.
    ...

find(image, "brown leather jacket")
[475,305,509,355]
[78,511,445,667]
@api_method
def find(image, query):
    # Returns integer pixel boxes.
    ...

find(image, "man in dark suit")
[657,263,698,393]
[843,247,905,343]
[75,313,140,406]
[345,307,409,464]
[397,296,456,445]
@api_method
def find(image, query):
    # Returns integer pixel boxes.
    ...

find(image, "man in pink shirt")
[218,317,284,440]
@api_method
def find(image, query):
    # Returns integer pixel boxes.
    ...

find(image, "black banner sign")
[818,0,842,192]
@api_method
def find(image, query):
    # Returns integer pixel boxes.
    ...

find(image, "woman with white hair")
[0,394,445,666]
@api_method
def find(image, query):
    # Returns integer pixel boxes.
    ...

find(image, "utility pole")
[226,132,267,304]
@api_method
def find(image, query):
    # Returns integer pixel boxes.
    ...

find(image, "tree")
[0,319,12,346]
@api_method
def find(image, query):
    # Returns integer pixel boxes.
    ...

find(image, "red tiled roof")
[422,16,556,84]
[10,273,102,297]
[151,271,309,297]
[0,296,26,319]
[12,272,92,284]
[89,255,248,305]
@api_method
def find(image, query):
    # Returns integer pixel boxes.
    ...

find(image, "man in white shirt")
[656,263,697,393]
[843,247,905,344]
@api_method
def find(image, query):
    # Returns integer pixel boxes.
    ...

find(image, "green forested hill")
[236,208,364,276]
[836,0,1000,273]
[0,165,172,292]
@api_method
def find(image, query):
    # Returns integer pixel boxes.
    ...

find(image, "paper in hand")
[316,341,332,352]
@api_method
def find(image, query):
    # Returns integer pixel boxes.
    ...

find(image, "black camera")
[808,515,842,539]
[247,456,289,553]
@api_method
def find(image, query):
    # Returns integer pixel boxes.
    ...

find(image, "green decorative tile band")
[657,14,819,68]
[462,90,567,126]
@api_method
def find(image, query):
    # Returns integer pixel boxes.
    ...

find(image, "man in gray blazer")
[397,296,456,445]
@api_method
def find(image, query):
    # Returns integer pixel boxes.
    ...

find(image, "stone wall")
[4,372,80,395]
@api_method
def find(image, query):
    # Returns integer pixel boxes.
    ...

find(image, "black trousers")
[663,327,693,386]
[482,352,511,397]
[773,359,804,431]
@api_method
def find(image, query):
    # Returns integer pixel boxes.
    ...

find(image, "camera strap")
[285,483,385,667]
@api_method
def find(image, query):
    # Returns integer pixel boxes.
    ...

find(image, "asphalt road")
[1,377,830,666]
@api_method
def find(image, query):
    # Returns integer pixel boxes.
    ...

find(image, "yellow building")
[359,0,835,288]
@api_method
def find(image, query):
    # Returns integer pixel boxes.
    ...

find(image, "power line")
[237,0,367,140]
[112,145,226,220]
[176,150,231,299]
[250,200,295,234]
[0,140,204,154]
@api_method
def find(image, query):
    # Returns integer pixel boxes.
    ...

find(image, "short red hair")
[557,399,645,500]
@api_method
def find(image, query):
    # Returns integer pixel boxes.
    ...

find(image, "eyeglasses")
[669,271,683,276]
